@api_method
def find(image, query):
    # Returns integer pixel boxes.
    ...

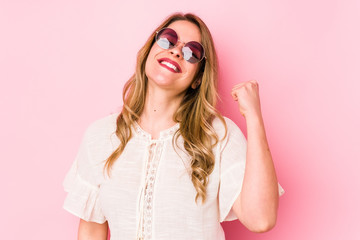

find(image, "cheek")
[185,64,199,79]
[145,47,157,76]
[147,44,162,61]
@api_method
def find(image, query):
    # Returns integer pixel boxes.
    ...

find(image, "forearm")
[239,113,279,230]
[78,219,109,240]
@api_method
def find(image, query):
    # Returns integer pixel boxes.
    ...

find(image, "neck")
[138,85,184,136]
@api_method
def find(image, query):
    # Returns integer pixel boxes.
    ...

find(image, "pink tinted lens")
[156,28,178,49]
[183,41,205,63]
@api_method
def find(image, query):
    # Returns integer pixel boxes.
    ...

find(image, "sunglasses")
[155,27,206,64]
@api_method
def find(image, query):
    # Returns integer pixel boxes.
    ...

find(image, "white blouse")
[62,112,284,240]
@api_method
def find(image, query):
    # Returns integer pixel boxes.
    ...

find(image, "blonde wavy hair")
[103,12,227,204]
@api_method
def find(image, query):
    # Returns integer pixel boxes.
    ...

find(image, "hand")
[231,80,262,118]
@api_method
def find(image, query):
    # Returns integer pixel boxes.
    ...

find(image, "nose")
[170,41,185,59]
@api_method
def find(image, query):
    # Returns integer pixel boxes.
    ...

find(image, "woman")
[63,12,284,240]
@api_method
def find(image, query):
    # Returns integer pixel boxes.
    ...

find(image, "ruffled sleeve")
[62,126,106,224]
[218,117,285,223]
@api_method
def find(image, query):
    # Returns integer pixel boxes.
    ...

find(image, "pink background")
[1,0,359,239]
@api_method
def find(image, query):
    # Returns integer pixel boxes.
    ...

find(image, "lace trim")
[137,141,165,240]
[133,121,179,140]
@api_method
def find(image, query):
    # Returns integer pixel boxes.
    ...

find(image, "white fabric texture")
[63,112,285,240]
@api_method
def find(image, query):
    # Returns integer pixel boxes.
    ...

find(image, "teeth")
[161,61,178,71]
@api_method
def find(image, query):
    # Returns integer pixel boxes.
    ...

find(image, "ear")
[191,79,202,89]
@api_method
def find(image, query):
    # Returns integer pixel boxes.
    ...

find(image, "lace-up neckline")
[133,121,180,140]
[133,121,180,240]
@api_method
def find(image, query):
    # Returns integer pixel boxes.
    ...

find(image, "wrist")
[244,110,263,122]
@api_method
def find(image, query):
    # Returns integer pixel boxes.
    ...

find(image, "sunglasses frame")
[155,27,207,64]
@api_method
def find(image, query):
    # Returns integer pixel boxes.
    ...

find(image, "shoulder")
[84,112,120,142]
[212,115,244,140]
[212,115,247,152]
[78,112,120,167]
[212,116,247,158]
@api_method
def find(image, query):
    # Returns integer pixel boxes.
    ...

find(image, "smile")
[157,58,182,73]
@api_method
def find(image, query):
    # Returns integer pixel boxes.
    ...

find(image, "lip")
[157,58,182,73]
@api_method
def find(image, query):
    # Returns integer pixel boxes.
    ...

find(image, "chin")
[146,68,176,88]
[148,76,174,89]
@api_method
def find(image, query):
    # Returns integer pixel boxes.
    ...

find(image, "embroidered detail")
[133,121,179,140]
[134,122,179,239]
[137,141,165,240]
